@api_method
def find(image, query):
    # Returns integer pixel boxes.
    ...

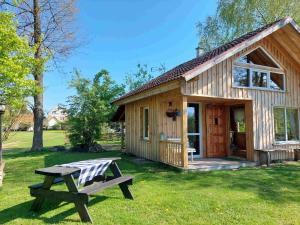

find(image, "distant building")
[12,113,34,131]
[46,105,68,129]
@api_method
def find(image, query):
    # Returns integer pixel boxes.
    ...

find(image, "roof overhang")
[113,80,181,105]
[183,17,300,81]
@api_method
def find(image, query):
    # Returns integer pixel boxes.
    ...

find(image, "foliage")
[0,0,78,151]
[197,0,300,51]
[0,12,35,105]
[125,63,166,91]
[67,70,124,148]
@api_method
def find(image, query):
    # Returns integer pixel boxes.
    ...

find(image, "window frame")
[233,66,286,91]
[232,47,286,92]
[142,107,150,140]
[273,106,300,144]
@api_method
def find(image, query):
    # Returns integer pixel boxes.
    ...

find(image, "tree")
[0,12,35,139]
[125,63,166,91]
[197,0,300,51]
[67,70,124,150]
[0,0,78,151]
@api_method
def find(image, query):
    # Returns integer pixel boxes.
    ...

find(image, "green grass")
[0,131,300,224]
[4,131,68,150]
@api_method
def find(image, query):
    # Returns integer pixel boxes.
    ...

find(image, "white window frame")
[143,107,149,140]
[233,66,286,91]
[232,47,285,92]
[187,103,203,158]
[274,106,300,144]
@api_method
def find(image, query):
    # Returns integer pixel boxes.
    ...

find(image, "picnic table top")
[35,157,121,176]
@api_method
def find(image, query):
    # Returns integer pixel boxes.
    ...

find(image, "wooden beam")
[180,96,188,168]
[113,81,181,105]
[245,101,254,160]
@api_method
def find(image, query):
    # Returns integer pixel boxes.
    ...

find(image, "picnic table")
[29,157,133,223]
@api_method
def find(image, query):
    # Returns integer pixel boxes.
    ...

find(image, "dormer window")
[233,47,285,91]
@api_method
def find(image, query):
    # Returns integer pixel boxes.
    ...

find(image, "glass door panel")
[187,103,200,155]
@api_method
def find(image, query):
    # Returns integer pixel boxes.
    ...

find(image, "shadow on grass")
[41,151,300,204]
[2,149,299,224]
[0,195,110,224]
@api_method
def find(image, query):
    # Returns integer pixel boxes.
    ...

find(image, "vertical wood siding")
[125,89,183,164]
[183,37,300,155]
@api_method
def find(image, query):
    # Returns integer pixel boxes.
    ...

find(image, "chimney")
[196,46,205,57]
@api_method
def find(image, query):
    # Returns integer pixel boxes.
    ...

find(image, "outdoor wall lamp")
[0,104,5,163]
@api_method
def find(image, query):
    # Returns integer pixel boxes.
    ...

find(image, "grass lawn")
[0,131,299,224]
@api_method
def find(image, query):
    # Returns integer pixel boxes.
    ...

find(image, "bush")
[66,69,124,149]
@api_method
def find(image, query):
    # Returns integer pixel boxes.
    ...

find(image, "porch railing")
[159,140,183,167]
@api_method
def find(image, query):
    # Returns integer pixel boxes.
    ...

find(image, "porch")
[158,95,254,169]
[188,158,257,171]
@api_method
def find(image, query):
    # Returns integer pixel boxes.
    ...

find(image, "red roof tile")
[114,18,288,103]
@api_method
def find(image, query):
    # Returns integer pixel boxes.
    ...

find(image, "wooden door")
[206,105,227,157]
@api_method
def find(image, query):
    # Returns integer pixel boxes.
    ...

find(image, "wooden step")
[80,176,133,195]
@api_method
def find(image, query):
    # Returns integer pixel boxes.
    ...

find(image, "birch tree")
[197,0,300,51]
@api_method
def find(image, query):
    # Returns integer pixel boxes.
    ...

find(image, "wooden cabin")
[113,17,300,168]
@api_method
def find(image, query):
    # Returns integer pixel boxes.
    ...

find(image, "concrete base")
[188,158,257,171]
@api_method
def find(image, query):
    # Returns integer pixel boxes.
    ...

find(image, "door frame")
[187,102,203,158]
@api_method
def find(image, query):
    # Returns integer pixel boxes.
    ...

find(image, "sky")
[44,0,217,112]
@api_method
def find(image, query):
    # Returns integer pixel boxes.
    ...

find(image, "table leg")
[64,174,93,223]
[31,176,55,211]
[109,162,133,200]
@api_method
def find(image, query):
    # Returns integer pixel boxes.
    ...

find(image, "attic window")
[235,47,279,68]
[233,47,285,91]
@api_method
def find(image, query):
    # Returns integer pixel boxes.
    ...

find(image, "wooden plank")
[64,174,92,223]
[30,175,54,211]
[181,96,188,168]
[79,176,133,195]
[35,166,80,177]
[114,80,180,105]
[29,172,80,189]
[109,162,134,199]
[30,189,89,204]
[245,101,254,160]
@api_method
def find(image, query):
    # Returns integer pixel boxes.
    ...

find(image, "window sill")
[141,138,150,143]
[232,86,285,93]
[273,141,300,145]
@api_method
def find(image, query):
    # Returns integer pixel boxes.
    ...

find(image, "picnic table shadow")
[0,195,111,224]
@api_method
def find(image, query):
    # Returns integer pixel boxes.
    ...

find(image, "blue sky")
[44,0,217,112]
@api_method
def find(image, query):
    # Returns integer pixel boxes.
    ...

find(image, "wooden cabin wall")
[183,37,300,156]
[125,89,182,161]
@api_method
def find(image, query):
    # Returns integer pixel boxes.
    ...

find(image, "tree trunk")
[31,0,44,151]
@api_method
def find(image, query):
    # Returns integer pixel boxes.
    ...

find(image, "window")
[233,47,285,91]
[270,72,284,90]
[142,107,149,140]
[233,67,250,87]
[274,107,299,142]
[252,70,268,88]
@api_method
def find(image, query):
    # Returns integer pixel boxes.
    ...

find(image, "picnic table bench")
[29,157,133,223]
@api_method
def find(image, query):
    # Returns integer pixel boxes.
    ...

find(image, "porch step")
[188,159,257,171]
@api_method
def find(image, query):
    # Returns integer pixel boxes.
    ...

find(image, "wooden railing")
[159,140,183,167]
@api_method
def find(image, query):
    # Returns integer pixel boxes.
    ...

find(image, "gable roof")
[114,17,300,104]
